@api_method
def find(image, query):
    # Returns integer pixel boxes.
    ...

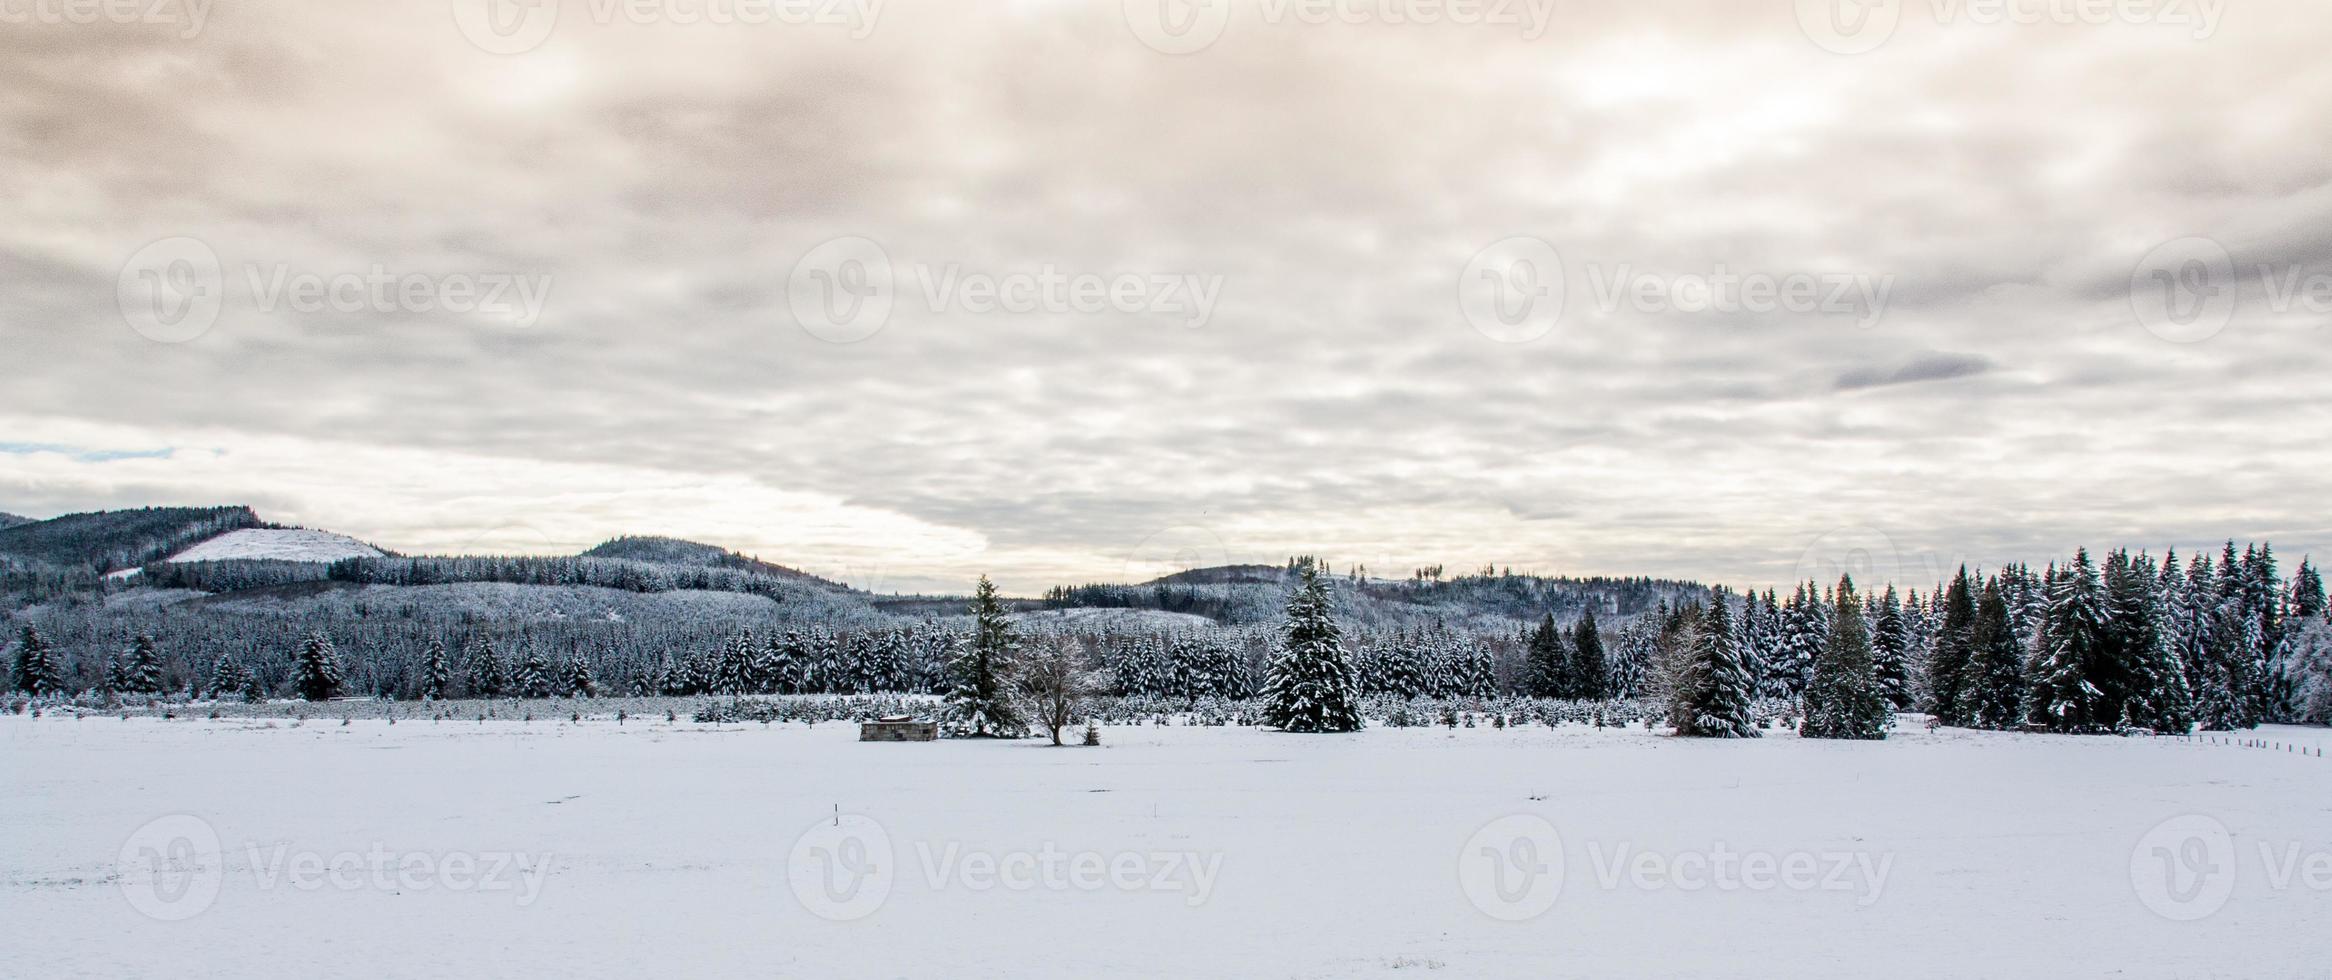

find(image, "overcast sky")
[4,0,2328,595]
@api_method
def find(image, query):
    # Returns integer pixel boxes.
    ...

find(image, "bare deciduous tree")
[1019,636,1109,746]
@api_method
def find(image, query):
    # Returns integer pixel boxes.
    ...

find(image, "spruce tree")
[515,649,554,699]
[1872,585,1912,709]
[2028,549,2111,732]
[207,654,251,700]
[420,639,451,700]
[944,576,1027,736]
[292,632,343,702]
[1802,575,1889,739]
[2106,551,2192,731]
[2193,544,2264,730]
[1259,562,1363,733]
[469,639,506,698]
[1967,578,2028,729]
[1523,613,1568,697]
[1775,585,1822,698]
[12,625,63,696]
[564,656,596,698]
[1674,589,1759,737]
[2292,559,2326,620]
[1753,589,1788,698]
[124,634,165,695]
[1926,568,1977,726]
[1571,607,1608,700]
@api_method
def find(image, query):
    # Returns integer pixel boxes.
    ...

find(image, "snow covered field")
[162,528,384,564]
[5,717,2328,979]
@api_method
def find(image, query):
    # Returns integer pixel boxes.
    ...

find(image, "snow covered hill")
[163,528,385,564]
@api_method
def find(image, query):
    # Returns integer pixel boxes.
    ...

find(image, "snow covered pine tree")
[292,631,343,702]
[944,576,1028,737]
[1260,562,1362,733]
[1673,588,1759,737]
[1801,575,1889,740]
[12,625,63,696]
[421,639,451,700]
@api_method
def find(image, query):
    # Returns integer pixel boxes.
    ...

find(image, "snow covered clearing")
[1008,607,1222,632]
[164,528,384,564]
[4,718,2327,979]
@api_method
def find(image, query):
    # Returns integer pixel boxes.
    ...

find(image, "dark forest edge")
[2,505,2329,737]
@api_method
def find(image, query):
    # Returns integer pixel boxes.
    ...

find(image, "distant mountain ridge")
[0,512,30,529]
[0,506,261,574]
[582,535,850,591]
[5,506,1706,630]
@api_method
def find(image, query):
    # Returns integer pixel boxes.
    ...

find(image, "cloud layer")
[4,0,2329,594]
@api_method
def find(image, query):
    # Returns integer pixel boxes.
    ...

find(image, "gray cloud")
[1835,352,1996,391]
[3,0,2329,593]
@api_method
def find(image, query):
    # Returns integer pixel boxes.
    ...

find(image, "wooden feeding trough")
[859,715,938,742]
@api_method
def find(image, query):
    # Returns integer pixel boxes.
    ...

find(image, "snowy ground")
[4,716,2328,979]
